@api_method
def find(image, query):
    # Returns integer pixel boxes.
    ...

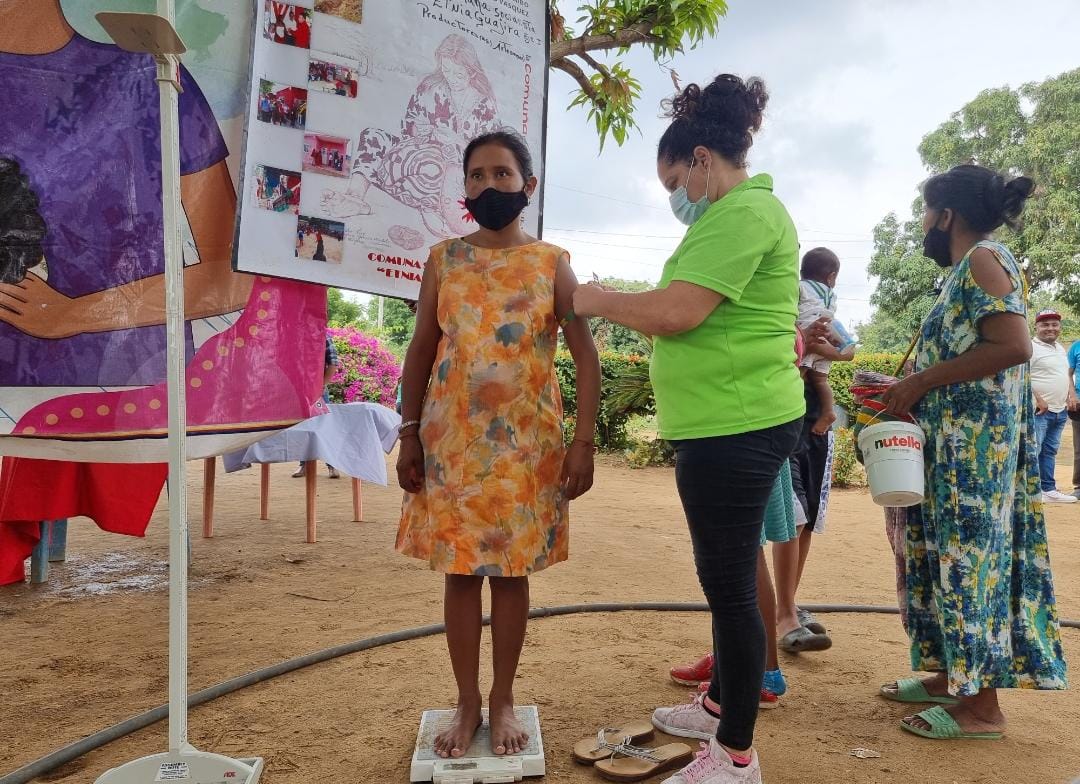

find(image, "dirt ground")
[1,449,1079,784]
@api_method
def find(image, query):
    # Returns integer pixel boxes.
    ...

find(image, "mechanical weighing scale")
[411,706,545,784]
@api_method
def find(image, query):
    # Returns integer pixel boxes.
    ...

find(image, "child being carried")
[796,247,856,434]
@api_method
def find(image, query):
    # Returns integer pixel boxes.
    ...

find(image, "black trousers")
[672,418,802,750]
[790,417,830,526]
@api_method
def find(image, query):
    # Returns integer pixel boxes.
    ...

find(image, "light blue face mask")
[669,159,711,226]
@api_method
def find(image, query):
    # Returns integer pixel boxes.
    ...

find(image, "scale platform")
[410,706,544,784]
[94,749,263,783]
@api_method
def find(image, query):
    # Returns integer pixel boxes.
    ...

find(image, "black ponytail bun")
[658,74,769,168]
[1000,176,1035,228]
[923,164,1034,233]
[0,158,47,285]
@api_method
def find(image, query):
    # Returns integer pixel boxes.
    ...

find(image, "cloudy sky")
[541,0,1079,326]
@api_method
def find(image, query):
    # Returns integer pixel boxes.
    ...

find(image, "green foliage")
[588,277,655,353]
[550,1,729,149]
[827,352,905,420]
[865,209,944,350]
[560,0,728,54]
[598,336,654,428]
[556,350,648,450]
[625,437,675,468]
[603,356,653,419]
[326,287,363,326]
[359,297,416,347]
[852,312,920,354]
[918,70,1080,301]
[567,61,642,150]
[831,427,866,489]
[868,68,1080,330]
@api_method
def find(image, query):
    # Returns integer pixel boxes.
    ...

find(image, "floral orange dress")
[396,238,569,576]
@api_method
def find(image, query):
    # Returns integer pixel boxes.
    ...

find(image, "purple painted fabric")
[0,34,228,386]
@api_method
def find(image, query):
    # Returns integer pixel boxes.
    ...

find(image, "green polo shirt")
[651,174,805,440]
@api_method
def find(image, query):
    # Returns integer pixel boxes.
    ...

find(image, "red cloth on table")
[0,458,167,585]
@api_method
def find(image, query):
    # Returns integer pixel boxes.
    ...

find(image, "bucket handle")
[863,329,920,428]
[894,329,919,378]
[860,408,922,431]
[861,408,887,429]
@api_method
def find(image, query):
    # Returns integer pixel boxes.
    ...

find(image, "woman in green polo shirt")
[573,73,804,783]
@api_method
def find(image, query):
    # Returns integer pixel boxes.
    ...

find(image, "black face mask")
[464,187,528,231]
[922,226,953,268]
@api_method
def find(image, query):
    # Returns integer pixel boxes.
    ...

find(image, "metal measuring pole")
[93,7,262,781]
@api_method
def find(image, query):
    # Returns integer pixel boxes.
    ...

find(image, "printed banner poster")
[235,0,548,298]
[0,1,327,461]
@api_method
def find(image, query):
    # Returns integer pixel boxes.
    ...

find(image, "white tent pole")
[155,0,190,755]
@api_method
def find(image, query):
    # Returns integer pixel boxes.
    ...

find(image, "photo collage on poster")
[255,0,362,264]
[236,0,547,296]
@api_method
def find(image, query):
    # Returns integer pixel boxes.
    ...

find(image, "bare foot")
[903,700,1007,735]
[488,695,528,755]
[881,672,950,699]
[434,697,482,759]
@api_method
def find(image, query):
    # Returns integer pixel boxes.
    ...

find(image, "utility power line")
[549,225,873,241]
[548,235,677,252]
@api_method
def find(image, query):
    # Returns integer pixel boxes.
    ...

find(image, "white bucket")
[857,421,926,507]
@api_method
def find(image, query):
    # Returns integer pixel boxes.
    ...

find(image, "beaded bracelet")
[399,420,420,433]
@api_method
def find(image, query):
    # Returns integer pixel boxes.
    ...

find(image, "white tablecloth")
[223,402,401,485]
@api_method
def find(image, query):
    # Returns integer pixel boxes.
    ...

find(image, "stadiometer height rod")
[94,4,263,782]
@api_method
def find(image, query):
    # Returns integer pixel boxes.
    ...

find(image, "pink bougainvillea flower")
[326,326,401,408]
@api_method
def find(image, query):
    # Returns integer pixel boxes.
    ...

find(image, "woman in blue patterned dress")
[878,164,1067,740]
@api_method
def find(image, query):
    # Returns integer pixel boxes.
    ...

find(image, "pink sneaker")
[661,739,762,784]
[652,692,720,740]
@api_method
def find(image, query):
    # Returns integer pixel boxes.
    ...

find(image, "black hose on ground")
[3,602,1077,784]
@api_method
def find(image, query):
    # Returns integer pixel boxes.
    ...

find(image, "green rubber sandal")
[900,706,1003,740]
[880,677,959,705]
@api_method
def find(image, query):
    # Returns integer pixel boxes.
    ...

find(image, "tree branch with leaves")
[549,1,728,149]
[865,67,1080,347]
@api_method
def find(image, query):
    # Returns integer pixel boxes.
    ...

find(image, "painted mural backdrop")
[234,0,548,298]
[0,0,327,462]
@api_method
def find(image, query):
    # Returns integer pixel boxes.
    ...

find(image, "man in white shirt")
[1030,309,1076,503]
